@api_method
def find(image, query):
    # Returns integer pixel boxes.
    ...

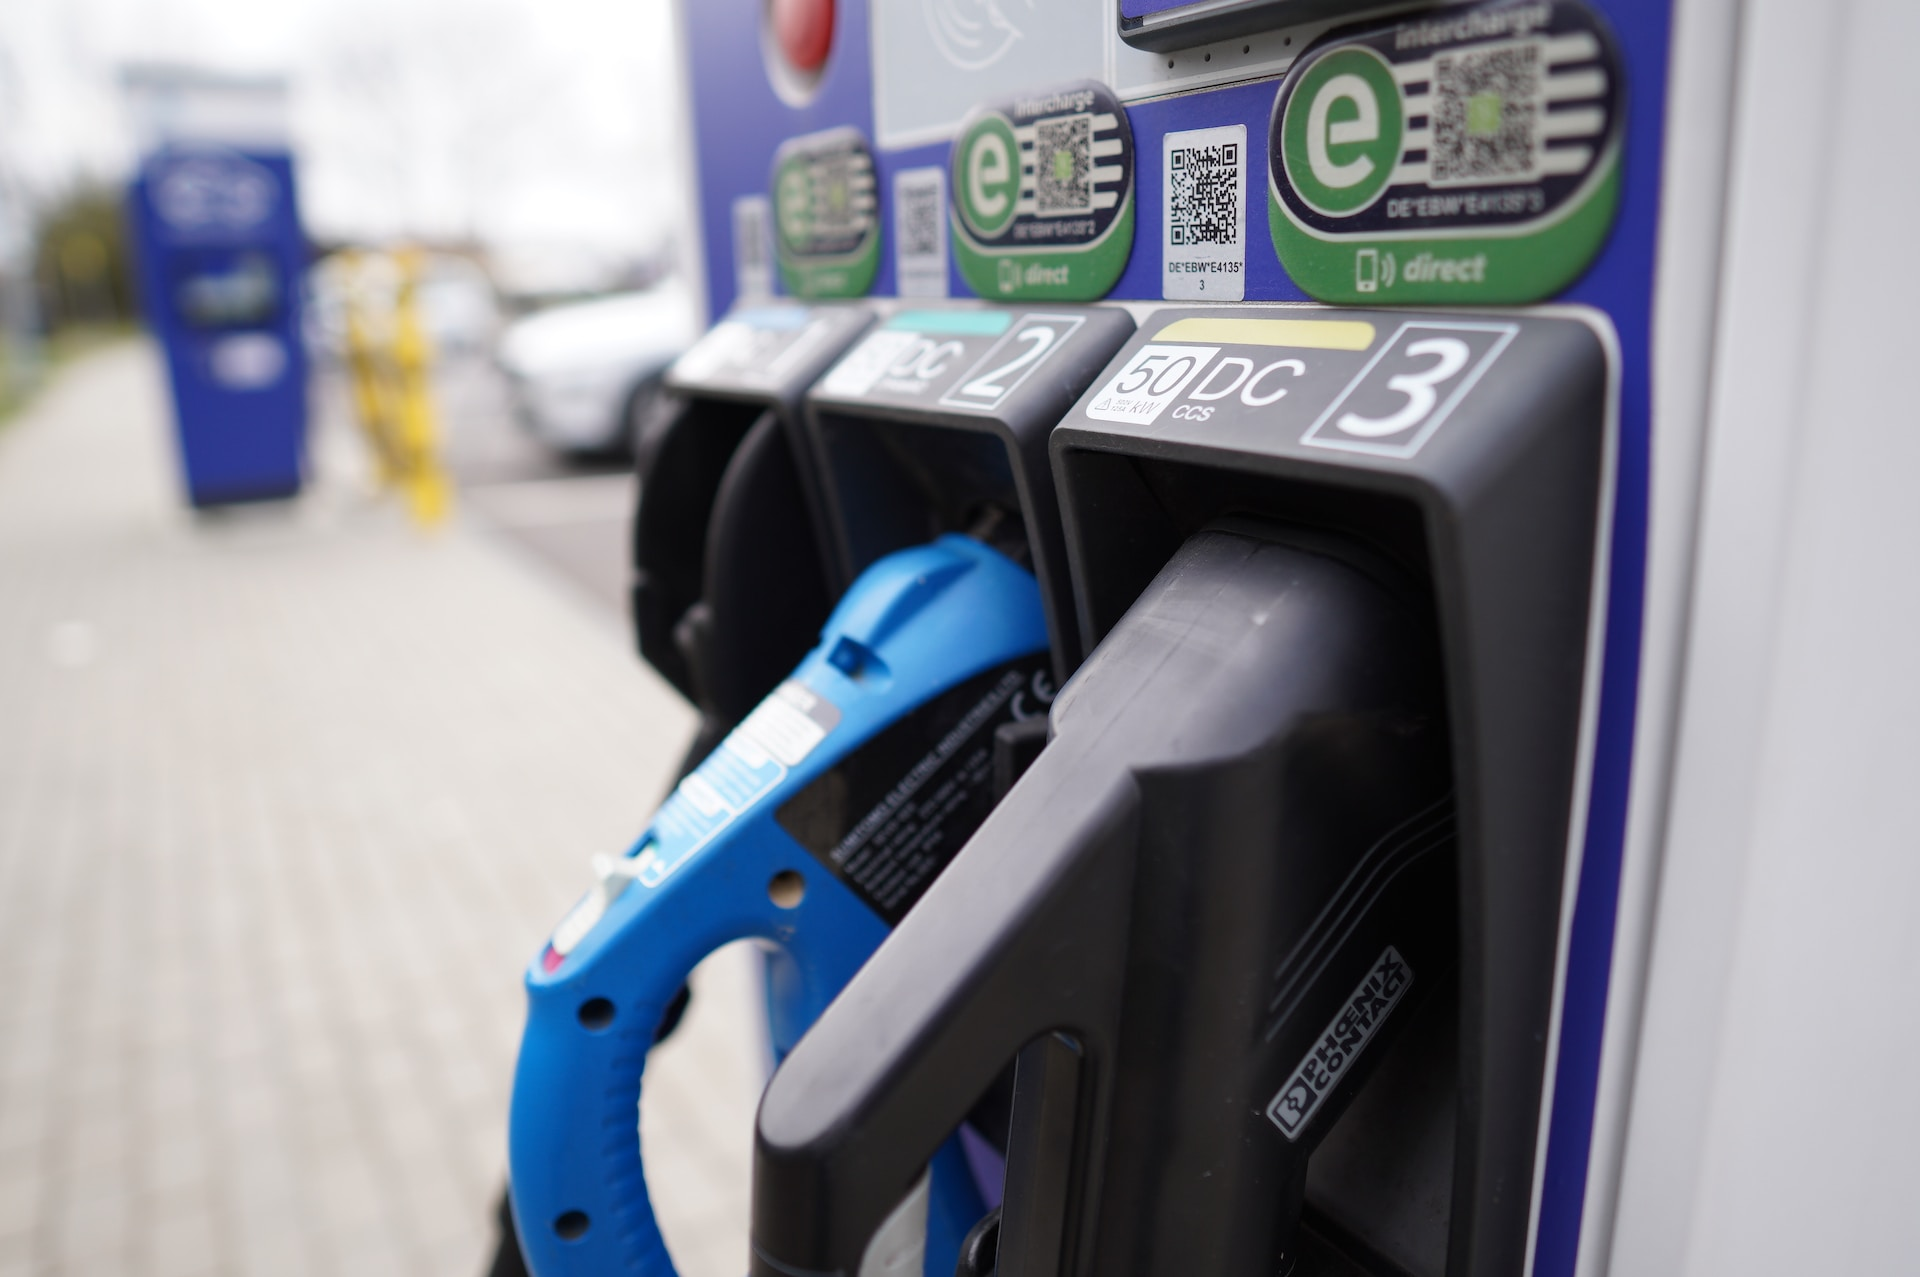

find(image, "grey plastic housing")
[750,525,1455,1277]
[803,306,1138,683]
[748,303,1610,1277]
[634,303,878,757]
[1051,306,1611,1275]
[659,302,878,594]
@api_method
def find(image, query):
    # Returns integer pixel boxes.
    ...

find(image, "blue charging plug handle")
[510,535,1049,1277]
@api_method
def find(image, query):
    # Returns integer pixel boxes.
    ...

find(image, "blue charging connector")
[509,533,1048,1277]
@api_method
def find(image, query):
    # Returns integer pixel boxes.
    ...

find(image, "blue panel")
[1526,0,1671,1268]
[683,1,878,317]
[128,147,310,507]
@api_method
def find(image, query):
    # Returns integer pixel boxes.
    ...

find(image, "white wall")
[1610,1,1920,1272]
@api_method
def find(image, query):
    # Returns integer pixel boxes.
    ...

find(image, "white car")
[495,283,703,456]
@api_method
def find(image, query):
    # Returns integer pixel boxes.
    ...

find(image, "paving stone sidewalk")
[0,343,763,1277]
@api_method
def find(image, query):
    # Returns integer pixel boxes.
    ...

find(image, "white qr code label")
[893,167,948,298]
[1163,125,1246,301]
[732,196,773,301]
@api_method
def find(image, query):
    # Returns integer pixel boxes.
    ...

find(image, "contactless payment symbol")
[772,127,881,299]
[949,80,1135,302]
[1269,0,1623,304]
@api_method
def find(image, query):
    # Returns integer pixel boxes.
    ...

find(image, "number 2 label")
[940,313,1086,412]
[1302,321,1517,459]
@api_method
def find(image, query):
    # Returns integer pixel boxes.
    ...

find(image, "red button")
[771,0,834,74]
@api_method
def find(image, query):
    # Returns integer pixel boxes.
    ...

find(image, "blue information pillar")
[130,144,309,506]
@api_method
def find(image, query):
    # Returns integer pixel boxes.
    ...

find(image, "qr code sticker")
[1430,40,1542,186]
[893,167,947,297]
[808,151,867,238]
[732,195,772,299]
[1163,124,1245,301]
[1169,141,1241,247]
[898,177,941,259]
[736,202,768,272]
[1035,114,1093,215]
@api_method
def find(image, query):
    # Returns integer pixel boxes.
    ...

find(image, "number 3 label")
[1303,321,1517,459]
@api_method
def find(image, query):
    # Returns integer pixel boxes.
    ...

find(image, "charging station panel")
[662,299,879,594]
[1053,305,1610,1277]
[670,0,1681,1268]
[129,144,310,507]
[744,301,1610,1277]
[804,304,1137,679]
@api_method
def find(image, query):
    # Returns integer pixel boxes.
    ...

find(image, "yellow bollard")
[391,249,452,526]
[340,250,398,485]
[338,248,452,526]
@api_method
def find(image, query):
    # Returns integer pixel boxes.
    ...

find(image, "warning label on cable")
[635,681,840,889]
[777,654,1053,923]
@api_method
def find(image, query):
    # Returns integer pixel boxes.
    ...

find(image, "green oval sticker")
[949,81,1135,302]
[772,127,881,300]
[1268,0,1624,304]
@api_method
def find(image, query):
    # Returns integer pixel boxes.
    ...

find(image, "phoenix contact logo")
[1266,947,1413,1139]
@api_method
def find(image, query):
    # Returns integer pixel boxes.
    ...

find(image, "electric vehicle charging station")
[121,67,310,508]
[128,140,310,507]
[504,0,1920,1270]
[508,303,1134,1276]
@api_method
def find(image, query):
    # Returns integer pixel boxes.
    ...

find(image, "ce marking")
[1008,668,1057,721]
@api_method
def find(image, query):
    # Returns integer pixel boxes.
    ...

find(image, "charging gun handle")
[511,840,879,1277]
[750,751,1139,1277]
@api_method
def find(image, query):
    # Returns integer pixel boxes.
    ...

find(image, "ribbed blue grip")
[510,537,1047,1277]
[511,830,884,1276]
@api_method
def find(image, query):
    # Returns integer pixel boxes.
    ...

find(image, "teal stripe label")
[885,309,1014,336]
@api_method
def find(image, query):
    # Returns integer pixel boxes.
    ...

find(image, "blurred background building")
[0,0,697,426]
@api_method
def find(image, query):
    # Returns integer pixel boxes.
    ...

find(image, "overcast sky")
[0,0,689,256]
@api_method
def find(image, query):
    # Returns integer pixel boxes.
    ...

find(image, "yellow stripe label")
[1152,317,1376,351]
